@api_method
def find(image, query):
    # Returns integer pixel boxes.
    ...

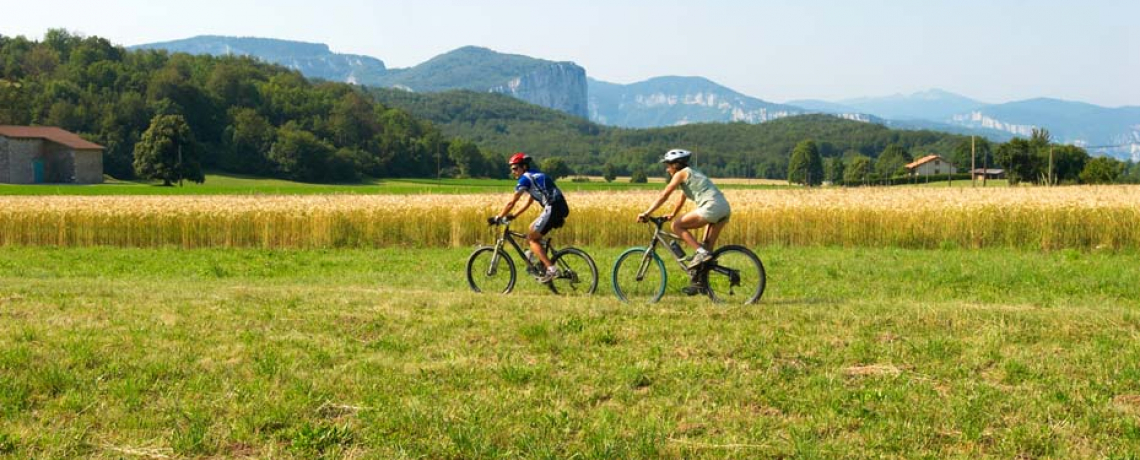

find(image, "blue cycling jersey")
[515,169,564,207]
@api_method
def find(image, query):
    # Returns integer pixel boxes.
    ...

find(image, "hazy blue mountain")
[949,98,1140,160]
[839,89,986,121]
[785,99,861,114]
[131,35,389,85]
[588,76,806,128]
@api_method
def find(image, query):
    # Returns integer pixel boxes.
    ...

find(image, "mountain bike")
[612,216,765,304]
[466,217,598,295]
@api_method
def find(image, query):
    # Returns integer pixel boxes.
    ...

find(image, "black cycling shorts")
[532,198,569,235]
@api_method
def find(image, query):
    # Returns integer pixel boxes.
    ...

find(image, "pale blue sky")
[4,0,1138,106]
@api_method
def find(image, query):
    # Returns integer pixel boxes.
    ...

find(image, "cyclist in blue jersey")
[490,152,571,283]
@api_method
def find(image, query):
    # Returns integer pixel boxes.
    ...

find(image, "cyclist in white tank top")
[636,149,732,270]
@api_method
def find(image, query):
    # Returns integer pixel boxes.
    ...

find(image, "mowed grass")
[2,246,1139,458]
[0,172,785,196]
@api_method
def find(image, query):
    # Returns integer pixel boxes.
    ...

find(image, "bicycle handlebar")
[639,216,669,227]
[486,216,514,226]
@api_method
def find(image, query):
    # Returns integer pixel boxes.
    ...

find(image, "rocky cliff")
[588,76,805,128]
[131,36,389,86]
[491,62,588,118]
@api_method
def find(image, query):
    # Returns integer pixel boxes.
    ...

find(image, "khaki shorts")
[694,199,731,224]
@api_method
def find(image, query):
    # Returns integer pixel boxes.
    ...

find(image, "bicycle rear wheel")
[612,247,667,303]
[702,245,765,305]
[466,247,516,294]
[548,247,599,295]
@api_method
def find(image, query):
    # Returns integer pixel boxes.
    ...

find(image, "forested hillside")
[0,30,488,182]
[371,88,969,178]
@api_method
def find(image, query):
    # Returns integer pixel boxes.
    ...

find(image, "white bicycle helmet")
[660,149,692,163]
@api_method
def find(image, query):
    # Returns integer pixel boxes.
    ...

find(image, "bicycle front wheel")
[549,247,599,295]
[703,245,765,305]
[612,247,667,303]
[466,247,516,294]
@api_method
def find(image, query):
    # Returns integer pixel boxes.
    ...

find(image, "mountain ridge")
[132,35,1140,160]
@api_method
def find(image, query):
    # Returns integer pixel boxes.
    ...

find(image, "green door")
[32,158,45,183]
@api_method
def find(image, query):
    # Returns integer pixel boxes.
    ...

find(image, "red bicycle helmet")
[508,152,530,165]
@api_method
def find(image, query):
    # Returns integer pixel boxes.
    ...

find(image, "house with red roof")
[0,126,104,184]
[905,154,957,177]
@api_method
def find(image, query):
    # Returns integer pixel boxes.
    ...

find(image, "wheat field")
[1,186,1138,250]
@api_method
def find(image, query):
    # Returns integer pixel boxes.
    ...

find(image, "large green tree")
[875,144,912,180]
[824,157,845,184]
[447,139,483,178]
[843,155,873,185]
[1079,157,1125,184]
[540,156,573,179]
[268,123,336,182]
[133,114,204,186]
[221,108,275,174]
[994,138,1035,185]
[787,139,824,186]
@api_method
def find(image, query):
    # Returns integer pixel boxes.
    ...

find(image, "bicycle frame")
[486,220,551,276]
[635,217,741,288]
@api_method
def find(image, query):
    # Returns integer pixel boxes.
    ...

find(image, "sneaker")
[537,267,559,283]
[682,283,707,296]
[686,250,713,269]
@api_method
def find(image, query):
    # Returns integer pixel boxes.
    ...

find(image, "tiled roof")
[905,154,946,169]
[0,126,104,150]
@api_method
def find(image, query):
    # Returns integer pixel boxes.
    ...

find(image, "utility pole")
[982,149,988,187]
[177,144,183,187]
[1048,146,1055,186]
[971,136,977,188]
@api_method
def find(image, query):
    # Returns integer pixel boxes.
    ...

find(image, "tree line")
[370,88,987,180]
[785,128,1140,186]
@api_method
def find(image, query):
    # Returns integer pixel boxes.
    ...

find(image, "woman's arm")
[638,169,687,220]
[666,193,687,220]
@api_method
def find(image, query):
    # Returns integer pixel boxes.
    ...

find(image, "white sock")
[696,247,710,255]
[547,266,557,274]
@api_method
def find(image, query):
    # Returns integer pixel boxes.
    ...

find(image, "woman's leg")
[702,220,729,250]
[671,212,710,251]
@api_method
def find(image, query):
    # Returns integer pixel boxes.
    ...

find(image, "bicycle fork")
[635,249,655,282]
[485,239,505,277]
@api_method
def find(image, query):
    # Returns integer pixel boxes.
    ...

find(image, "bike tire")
[612,247,667,303]
[548,247,599,295]
[702,245,765,305]
[465,246,516,294]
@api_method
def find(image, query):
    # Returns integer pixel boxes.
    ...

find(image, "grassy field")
[0,173,787,196]
[2,246,1139,458]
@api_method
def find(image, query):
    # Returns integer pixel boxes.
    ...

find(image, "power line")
[1083,143,1138,150]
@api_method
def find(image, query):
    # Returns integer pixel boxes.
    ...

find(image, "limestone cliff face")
[491,62,588,118]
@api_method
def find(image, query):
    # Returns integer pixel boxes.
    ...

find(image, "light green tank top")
[679,167,725,207]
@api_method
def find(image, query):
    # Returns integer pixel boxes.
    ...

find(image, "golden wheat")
[1,186,1138,250]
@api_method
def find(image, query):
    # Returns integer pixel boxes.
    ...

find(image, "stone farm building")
[0,126,104,184]
[905,154,957,177]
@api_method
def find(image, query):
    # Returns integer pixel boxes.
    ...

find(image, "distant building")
[0,126,104,184]
[970,168,1005,180]
[905,154,957,177]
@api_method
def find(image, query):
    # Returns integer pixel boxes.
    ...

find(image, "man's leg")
[527,230,552,268]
